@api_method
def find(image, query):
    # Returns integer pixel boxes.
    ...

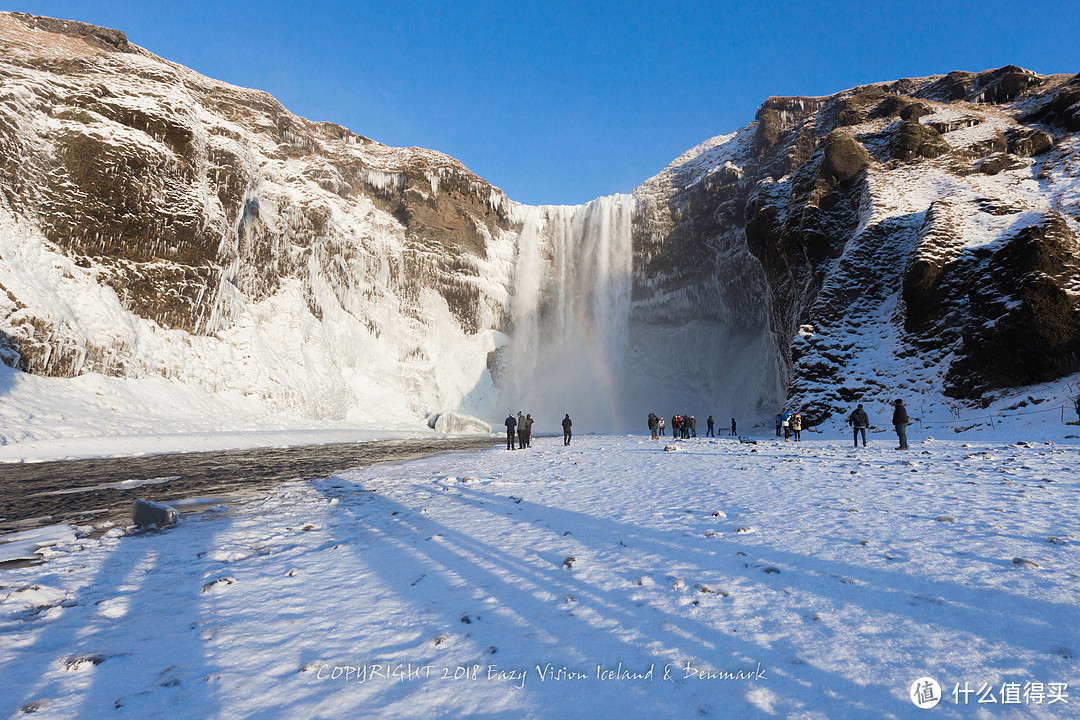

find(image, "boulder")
[132,499,179,529]
[892,121,951,161]
[1006,128,1053,157]
[822,131,871,183]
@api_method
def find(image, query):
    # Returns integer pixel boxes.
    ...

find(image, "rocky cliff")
[634,66,1080,425]
[1,11,1078,435]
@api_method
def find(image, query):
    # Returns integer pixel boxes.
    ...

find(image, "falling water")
[501,195,635,433]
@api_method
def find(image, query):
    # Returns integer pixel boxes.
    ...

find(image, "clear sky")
[6,1,1080,205]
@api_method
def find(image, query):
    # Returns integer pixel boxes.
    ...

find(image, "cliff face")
[0,12,522,425]
[635,66,1080,424]
[1,11,1078,434]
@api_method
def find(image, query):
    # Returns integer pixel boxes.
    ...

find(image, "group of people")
[775,409,803,441]
[848,399,909,450]
[502,400,911,450]
[648,413,737,440]
[504,411,534,450]
[504,412,573,449]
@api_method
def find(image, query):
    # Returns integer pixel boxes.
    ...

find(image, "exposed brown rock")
[822,131,870,183]
[892,121,951,160]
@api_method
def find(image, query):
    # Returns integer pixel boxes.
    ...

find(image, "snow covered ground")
[2,426,1078,718]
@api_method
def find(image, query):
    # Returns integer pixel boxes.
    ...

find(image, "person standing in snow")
[782,409,793,441]
[648,413,659,439]
[849,404,869,448]
[562,413,573,446]
[791,412,802,441]
[892,399,909,450]
[525,414,534,447]
[689,416,697,438]
[671,415,680,439]
[505,413,517,450]
[658,416,665,436]
[517,411,527,449]
[775,413,782,437]
[706,415,715,437]
[730,418,737,437]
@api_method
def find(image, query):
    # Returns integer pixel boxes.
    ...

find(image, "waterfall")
[501,195,635,432]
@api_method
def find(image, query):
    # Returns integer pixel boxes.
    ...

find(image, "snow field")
[2,434,1078,718]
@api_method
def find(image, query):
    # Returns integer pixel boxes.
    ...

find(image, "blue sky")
[7,1,1080,205]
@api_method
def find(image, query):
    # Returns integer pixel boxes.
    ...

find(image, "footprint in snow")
[1012,557,1041,569]
[19,700,49,714]
[201,577,235,593]
[63,654,107,671]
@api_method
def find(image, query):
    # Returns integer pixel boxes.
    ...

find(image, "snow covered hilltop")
[1,11,1079,439]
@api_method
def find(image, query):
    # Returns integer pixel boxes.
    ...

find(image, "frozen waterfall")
[500,195,635,433]
[495,194,783,435]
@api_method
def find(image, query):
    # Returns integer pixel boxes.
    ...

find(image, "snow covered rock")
[432,412,492,435]
[132,499,179,529]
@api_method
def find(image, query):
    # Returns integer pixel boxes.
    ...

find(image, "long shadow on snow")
[1,520,223,717]
[444,485,1080,694]
[309,477,918,718]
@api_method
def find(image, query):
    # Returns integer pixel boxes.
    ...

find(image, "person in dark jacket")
[730,418,737,437]
[849,404,869,448]
[892,399,909,450]
[689,416,697,438]
[525,414,534,447]
[517,411,527,449]
[648,413,659,439]
[706,416,714,437]
[505,413,517,450]
[775,413,782,437]
[562,413,573,446]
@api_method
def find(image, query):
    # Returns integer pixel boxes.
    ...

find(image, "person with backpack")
[893,399,909,450]
[848,404,869,448]
[562,413,573,446]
